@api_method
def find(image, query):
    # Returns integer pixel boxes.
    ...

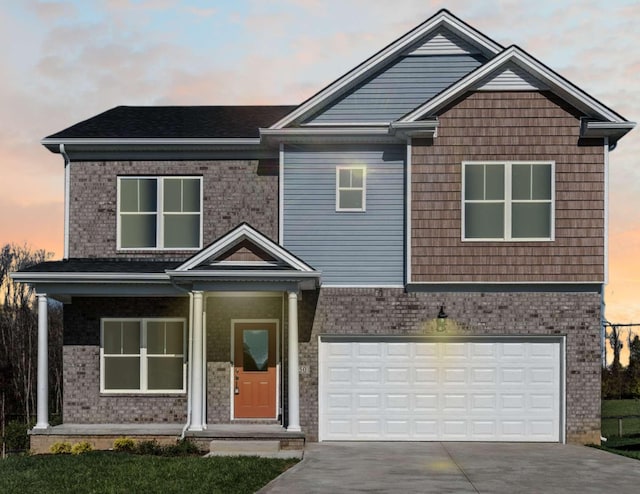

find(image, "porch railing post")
[34,293,49,430]
[287,291,301,432]
[190,290,205,431]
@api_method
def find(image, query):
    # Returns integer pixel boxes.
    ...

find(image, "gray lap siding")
[297,288,601,445]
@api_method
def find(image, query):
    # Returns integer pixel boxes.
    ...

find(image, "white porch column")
[190,291,205,431]
[287,291,301,432]
[34,294,49,430]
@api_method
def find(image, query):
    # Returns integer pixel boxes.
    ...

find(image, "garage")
[318,336,563,442]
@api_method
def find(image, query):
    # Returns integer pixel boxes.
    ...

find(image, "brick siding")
[68,159,278,259]
[297,287,602,444]
[63,297,189,423]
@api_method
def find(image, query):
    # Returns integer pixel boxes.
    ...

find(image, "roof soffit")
[269,9,503,130]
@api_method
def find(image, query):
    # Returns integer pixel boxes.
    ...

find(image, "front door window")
[233,322,277,418]
[243,330,269,372]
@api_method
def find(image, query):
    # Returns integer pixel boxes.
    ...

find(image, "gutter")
[10,272,170,283]
[42,138,262,146]
[180,292,194,439]
[60,144,71,259]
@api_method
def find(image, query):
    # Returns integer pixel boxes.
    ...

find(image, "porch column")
[287,291,301,432]
[190,291,205,431]
[34,294,49,430]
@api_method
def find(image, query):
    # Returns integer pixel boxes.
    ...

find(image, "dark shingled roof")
[45,105,297,140]
[20,259,181,273]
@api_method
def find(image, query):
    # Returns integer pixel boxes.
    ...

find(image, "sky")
[1,0,639,329]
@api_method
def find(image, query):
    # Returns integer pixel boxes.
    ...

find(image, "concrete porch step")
[207,439,303,459]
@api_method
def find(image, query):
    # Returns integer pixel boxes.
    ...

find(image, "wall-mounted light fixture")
[437,305,448,332]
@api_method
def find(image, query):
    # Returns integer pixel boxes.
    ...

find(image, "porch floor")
[29,423,305,455]
[31,423,304,438]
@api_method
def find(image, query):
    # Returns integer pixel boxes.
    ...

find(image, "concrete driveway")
[259,442,640,493]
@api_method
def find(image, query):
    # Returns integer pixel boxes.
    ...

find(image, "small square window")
[336,167,366,211]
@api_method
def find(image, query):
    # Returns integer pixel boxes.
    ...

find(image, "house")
[13,9,634,451]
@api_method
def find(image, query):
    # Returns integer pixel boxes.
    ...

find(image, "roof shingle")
[45,105,297,140]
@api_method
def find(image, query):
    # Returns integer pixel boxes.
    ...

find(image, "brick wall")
[411,91,605,282]
[68,159,278,258]
[63,297,189,423]
[297,287,602,444]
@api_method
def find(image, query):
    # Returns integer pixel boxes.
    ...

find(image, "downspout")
[59,144,71,259]
[173,286,194,439]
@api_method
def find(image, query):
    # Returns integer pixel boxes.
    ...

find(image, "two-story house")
[14,10,634,452]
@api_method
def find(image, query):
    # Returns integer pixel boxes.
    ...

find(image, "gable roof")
[269,9,503,129]
[42,105,296,144]
[175,223,317,273]
[400,45,630,124]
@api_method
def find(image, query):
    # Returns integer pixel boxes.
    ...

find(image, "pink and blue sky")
[1,0,638,326]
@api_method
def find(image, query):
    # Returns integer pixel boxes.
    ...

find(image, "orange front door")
[233,322,277,419]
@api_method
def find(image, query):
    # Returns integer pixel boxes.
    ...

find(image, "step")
[207,439,303,459]
[211,440,281,453]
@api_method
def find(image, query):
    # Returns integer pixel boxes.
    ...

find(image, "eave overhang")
[41,138,277,161]
[259,120,439,144]
[388,120,439,139]
[580,119,636,143]
[259,126,405,145]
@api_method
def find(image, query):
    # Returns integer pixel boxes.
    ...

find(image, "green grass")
[0,452,298,494]
[602,399,640,438]
[592,445,640,461]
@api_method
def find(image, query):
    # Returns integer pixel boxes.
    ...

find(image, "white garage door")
[319,337,562,442]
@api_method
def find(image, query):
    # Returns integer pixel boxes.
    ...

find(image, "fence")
[602,415,640,438]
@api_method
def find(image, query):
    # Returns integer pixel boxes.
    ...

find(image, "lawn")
[0,452,298,494]
[601,399,640,438]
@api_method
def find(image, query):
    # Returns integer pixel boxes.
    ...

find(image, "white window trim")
[461,161,555,242]
[100,317,187,394]
[336,166,366,212]
[117,176,203,251]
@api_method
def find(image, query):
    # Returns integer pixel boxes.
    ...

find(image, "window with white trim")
[463,161,554,240]
[118,177,202,249]
[101,318,186,393]
[336,167,366,211]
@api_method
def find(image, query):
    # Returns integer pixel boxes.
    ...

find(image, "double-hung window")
[336,166,366,211]
[118,177,202,249]
[101,318,186,393]
[463,161,554,241]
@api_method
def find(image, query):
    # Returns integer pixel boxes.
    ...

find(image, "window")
[336,167,366,211]
[101,318,186,393]
[463,161,554,240]
[118,177,202,249]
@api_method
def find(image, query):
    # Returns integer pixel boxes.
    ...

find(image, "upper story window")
[336,166,366,212]
[118,177,202,250]
[101,318,186,394]
[462,162,554,241]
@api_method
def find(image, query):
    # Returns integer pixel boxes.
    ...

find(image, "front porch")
[29,423,305,456]
[13,223,320,453]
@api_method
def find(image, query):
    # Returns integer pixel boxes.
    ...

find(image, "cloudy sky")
[1,0,639,326]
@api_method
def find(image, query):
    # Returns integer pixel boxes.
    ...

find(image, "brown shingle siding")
[411,90,605,282]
